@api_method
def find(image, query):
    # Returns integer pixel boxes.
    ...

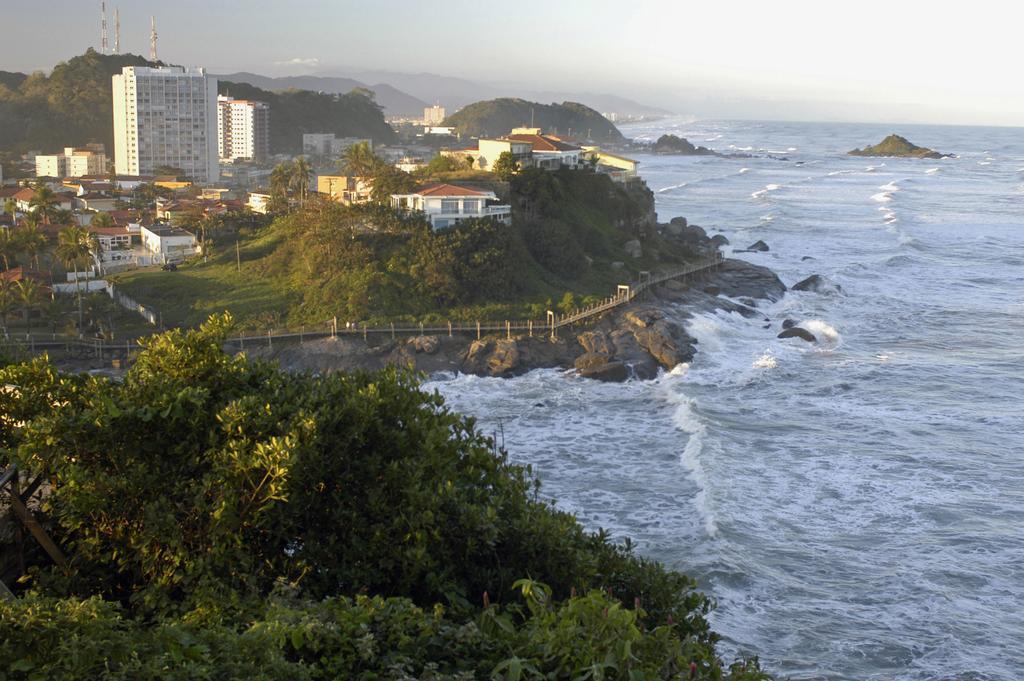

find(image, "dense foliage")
[218,81,397,152]
[0,319,769,679]
[0,49,152,153]
[113,167,697,328]
[0,50,396,155]
[443,98,624,142]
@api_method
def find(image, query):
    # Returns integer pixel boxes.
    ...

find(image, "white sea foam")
[667,391,718,537]
[879,181,901,192]
[871,192,893,203]
[739,167,751,174]
[801,319,842,350]
[657,181,688,194]
[752,351,778,369]
[925,167,941,175]
[751,183,781,199]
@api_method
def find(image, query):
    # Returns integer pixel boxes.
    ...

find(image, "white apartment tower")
[424,104,446,126]
[217,95,270,162]
[112,66,219,183]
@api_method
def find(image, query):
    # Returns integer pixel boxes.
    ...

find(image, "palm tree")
[28,182,58,225]
[55,225,96,335]
[0,279,14,336]
[90,211,115,228]
[16,224,47,270]
[3,198,16,223]
[270,161,294,212]
[290,156,312,208]
[15,278,43,338]
[340,141,378,177]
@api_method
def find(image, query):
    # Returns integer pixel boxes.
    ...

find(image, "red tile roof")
[0,267,52,286]
[412,183,491,197]
[506,133,581,152]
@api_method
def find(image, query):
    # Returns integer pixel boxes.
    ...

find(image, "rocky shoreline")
[244,257,789,382]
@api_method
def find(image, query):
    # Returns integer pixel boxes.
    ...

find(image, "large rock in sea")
[777,327,817,343]
[462,338,521,376]
[578,360,629,382]
[792,274,844,295]
[746,240,770,252]
[652,134,717,155]
[710,234,730,248]
[848,134,952,159]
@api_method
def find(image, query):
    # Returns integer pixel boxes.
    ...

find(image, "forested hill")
[0,49,154,154]
[217,81,397,152]
[0,49,396,156]
[443,98,624,142]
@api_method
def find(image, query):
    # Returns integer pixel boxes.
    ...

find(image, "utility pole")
[150,16,158,61]
[235,240,241,272]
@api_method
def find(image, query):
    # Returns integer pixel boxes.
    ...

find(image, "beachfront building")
[316,175,373,205]
[440,138,533,171]
[217,95,270,162]
[390,183,511,230]
[506,131,582,169]
[582,147,640,182]
[112,66,219,183]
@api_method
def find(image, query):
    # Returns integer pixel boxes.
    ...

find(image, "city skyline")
[2,1,1022,126]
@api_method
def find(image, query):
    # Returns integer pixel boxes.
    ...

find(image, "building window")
[441,199,459,213]
[463,199,480,214]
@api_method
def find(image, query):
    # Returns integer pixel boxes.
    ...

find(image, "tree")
[0,228,18,271]
[340,141,378,176]
[89,211,115,228]
[3,198,15,222]
[370,165,416,205]
[492,151,519,181]
[269,160,294,213]
[14,278,44,336]
[290,156,312,208]
[0,279,14,335]
[28,182,58,224]
[55,225,96,334]
[16,223,48,270]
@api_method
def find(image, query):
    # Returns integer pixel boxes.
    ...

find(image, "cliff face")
[849,134,951,159]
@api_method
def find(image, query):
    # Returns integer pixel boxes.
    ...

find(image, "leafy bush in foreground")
[0,316,769,679]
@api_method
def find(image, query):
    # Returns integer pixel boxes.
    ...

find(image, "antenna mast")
[150,16,158,61]
[114,7,120,53]
[101,2,108,53]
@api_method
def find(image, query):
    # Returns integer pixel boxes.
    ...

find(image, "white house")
[506,132,582,169]
[140,224,199,263]
[246,191,273,214]
[390,183,511,230]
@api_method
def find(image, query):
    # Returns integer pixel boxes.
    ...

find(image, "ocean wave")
[879,181,901,192]
[871,192,894,203]
[664,386,718,537]
[656,181,688,194]
[739,167,751,174]
[925,167,941,175]
[751,183,781,199]
[752,350,778,369]
[801,319,842,350]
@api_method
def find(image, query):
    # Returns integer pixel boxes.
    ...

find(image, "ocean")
[427,119,1024,680]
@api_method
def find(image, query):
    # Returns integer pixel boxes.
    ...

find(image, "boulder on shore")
[792,274,843,295]
[578,360,629,382]
[777,327,816,343]
[710,234,730,248]
[462,338,521,376]
[408,335,440,354]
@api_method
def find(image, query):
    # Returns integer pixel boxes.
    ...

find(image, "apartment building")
[217,95,270,162]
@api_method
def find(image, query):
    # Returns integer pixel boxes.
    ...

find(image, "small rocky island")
[651,134,716,155]
[848,134,952,159]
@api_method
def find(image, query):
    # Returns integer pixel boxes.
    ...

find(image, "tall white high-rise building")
[423,104,446,126]
[217,95,270,162]
[112,66,219,183]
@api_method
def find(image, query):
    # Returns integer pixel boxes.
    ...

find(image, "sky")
[2,0,1021,126]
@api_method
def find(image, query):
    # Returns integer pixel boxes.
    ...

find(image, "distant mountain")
[217,72,428,116]
[443,98,624,142]
[849,134,952,159]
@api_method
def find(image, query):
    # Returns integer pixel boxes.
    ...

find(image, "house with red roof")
[390,183,511,230]
[505,131,583,170]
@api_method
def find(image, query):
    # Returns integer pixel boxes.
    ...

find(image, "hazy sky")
[3,0,1021,126]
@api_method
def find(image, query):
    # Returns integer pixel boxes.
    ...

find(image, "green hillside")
[111,168,694,330]
[443,97,624,142]
[0,50,396,156]
[217,81,397,152]
[0,49,154,153]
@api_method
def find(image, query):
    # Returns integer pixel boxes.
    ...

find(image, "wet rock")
[462,338,521,376]
[409,335,439,354]
[577,330,612,355]
[777,327,817,343]
[792,274,844,295]
[747,240,770,252]
[703,285,721,296]
[801,255,815,261]
[705,259,787,301]
[670,216,688,227]
[710,234,730,248]
[782,319,798,329]
[578,360,629,382]
[574,352,613,371]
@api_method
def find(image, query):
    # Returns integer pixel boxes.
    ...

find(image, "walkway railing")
[0,254,725,357]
